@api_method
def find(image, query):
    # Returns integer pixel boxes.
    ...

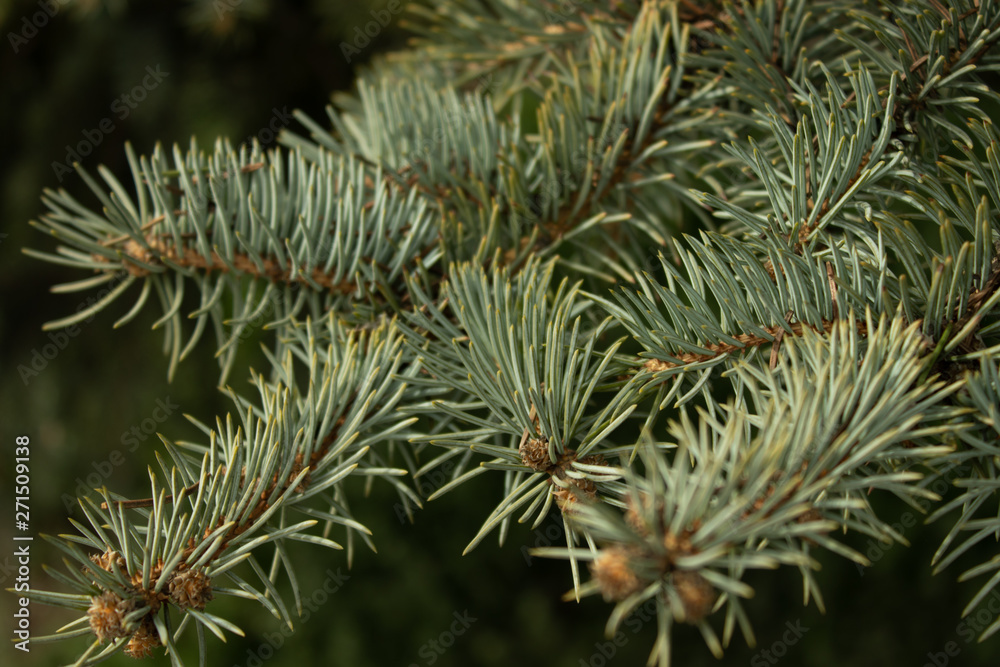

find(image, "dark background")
[1,1,999,665]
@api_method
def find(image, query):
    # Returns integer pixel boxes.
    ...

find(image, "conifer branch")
[21,2,1000,665]
[641,318,870,372]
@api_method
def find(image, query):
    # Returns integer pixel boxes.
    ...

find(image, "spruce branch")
[286,3,718,277]
[400,257,636,558]
[21,1,1000,665]
[24,141,439,381]
[535,312,965,665]
[19,316,419,663]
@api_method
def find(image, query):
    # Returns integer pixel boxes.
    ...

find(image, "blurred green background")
[2,1,1000,665]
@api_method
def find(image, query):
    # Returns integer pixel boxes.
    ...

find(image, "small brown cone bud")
[591,546,644,602]
[124,618,161,659]
[519,436,551,471]
[570,476,598,498]
[624,492,650,535]
[90,549,126,573]
[644,358,674,372]
[552,485,576,513]
[168,569,213,610]
[576,453,606,468]
[663,530,693,558]
[122,239,152,261]
[557,453,604,508]
[673,570,716,622]
[87,591,130,643]
[572,455,605,496]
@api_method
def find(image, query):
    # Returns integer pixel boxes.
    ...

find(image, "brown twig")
[100,481,202,510]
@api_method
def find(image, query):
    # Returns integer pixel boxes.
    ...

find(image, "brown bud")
[644,358,675,372]
[672,570,716,623]
[796,508,823,525]
[552,485,577,513]
[624,492,651,535]
[577,453,607,468]
[90,549,126,573]
[575,455,606,487]
[663,530,693,559]
[591,546,644,602]
[519,436,551,471]
[124,617,161,659]
[168,569,213,610]
[554,452,605,512]
[87,591,131,643]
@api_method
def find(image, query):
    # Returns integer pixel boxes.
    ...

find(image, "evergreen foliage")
[18,0,1000,664]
